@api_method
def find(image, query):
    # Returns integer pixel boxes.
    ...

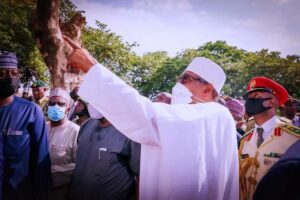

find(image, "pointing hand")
[63,35,97,73]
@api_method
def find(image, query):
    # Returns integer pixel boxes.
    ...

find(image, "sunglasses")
[178,74,208,85]
[48,101,67,107]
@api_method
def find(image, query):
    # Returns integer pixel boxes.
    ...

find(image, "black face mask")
[0,77,20,98]
[245,98,272,116]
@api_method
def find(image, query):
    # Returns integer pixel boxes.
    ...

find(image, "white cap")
[49,88,71,104]
[184,57,226,93]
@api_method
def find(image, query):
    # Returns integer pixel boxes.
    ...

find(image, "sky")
[72,0,300,57]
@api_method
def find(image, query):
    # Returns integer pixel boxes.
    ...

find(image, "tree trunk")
[30,0,85,90]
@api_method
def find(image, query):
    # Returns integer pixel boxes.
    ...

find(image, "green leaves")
[138,41,300,99]
[0,0,298,99]
[82,21,138,79]
[0,0,39,81]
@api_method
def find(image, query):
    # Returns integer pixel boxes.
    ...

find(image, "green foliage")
[139,58,185,98]
[139,41,300,99]
[60,0,79,22]
[244,50,300,98]
[82,21,138,81]
[0,0,82,83]
[0,1,299,99]
[0,0,39,81]
[24,48,49,81]
[130,51,170,96]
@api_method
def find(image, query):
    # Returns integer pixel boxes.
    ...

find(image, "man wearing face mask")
[64,37,238,200]
[239,77,300,200]
[47,88,79,200]
[0,50,50,200]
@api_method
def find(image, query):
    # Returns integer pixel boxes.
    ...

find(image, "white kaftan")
[79,64,239,200]
[47,120,79,174]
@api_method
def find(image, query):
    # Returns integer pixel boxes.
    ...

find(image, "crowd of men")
[0,45,299,200]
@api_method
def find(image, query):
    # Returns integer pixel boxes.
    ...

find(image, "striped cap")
[0,50,18,69]
[49,88,71,104]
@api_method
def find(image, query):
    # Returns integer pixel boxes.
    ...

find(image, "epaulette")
[273,127,282,136]
[280,123,300,137]
[238,128,255,154]
[245,117,255,133]
[278,116,292,124]
[247,117,254,122]
[240,128,255,142]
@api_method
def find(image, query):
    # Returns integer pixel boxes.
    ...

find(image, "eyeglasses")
[48,101,67,107]
[178,73,208,85]
[0,69,20,79]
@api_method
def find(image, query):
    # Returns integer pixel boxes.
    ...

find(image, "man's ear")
[66,105,71,114]
[204,84,213,94]
[267,97,277,108]
[272,97,280,108]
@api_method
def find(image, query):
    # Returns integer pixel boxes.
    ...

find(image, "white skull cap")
[184,57,226,94]
[49,88,71,104]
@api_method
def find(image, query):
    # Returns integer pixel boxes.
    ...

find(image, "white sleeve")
[78,63,160,146]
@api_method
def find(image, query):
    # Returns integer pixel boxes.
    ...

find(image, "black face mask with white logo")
[0,77,20,98]
[245,98,272,116]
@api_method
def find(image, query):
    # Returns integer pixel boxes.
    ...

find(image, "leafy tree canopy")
[0,0,299,99]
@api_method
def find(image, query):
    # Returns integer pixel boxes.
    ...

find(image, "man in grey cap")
[0,50,51,200]
[46,88,79,200]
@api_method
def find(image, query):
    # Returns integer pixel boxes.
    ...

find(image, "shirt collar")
[37,95,47,104]
[255,115,277,138]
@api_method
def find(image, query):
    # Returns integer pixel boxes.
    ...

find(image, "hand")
[63,35,98,73]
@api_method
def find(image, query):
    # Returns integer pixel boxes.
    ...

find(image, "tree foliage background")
[0,0,299,99]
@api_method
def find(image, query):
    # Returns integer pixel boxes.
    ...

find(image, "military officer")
[32,80,48,113]
[254,134,300,200]
[239,76,300,200]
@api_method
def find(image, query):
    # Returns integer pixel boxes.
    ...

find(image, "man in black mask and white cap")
[0,50,50,200]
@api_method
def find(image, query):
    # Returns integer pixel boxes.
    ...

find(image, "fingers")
[63,35,81,49]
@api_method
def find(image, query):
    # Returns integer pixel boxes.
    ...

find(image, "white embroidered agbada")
[79,60,239,200]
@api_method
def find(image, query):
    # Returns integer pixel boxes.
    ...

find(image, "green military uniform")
[32,80,48,119]
[35,95,48,114]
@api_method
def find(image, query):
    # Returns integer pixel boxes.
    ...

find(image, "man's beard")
[0,77,20,98]
[76,108,89,117]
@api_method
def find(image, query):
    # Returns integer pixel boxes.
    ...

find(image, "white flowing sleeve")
[78,63,160,146]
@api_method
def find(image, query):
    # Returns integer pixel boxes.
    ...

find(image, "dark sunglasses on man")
[48,101,67,107]
[178,73,208,85]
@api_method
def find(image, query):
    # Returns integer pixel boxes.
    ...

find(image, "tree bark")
[30,0,85,90]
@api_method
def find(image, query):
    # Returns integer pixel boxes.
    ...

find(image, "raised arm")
[64,36,160,146]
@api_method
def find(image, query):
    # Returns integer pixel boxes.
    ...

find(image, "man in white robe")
[64,37,239,200]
